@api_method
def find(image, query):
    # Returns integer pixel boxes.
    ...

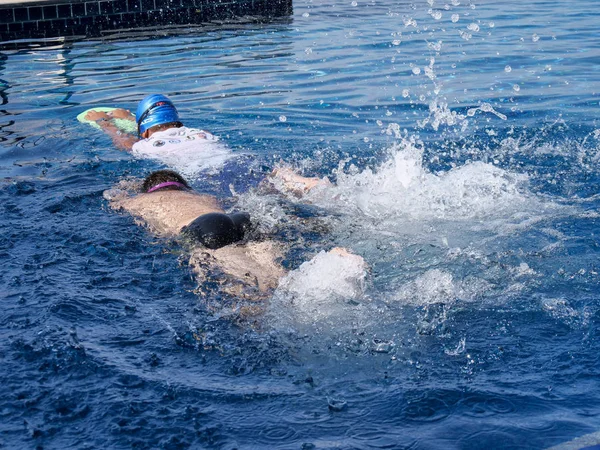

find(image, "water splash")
[268,249,368,326]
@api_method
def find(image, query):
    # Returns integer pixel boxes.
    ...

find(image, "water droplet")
[403,17,417,27]
[427,41,443,51]
[451,14,459,22]
[328,398,347,412]
[504,65,512,73]
[429,9,442,19]
[279,115,287,122]
[513,84,520,92]
[459,30,472,41]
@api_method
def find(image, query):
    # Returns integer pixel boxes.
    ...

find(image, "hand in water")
[269,167,331,196]
[85,109,134,122]
[84,110,111,121]
[109,108,135,120]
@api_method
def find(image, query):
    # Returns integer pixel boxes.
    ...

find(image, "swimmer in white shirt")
[85,94,229,176]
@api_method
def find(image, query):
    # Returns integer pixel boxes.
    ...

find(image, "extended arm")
[85,109,138,151]
[267,167,332,198]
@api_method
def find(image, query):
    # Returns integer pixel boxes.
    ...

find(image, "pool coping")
[0,0,293,47]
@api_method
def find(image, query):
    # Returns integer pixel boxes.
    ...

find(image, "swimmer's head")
[136,94,182,137]
[142,170,190,193]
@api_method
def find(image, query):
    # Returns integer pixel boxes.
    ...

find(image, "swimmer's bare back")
[111,189,222,236]
[108,187,285,298]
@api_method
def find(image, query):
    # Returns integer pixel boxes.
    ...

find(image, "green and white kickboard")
[77,107,137,134]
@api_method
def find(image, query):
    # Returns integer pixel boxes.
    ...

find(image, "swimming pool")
[1,0,600,448]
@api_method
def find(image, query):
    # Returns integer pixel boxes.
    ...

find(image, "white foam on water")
[247,135,572,337]
[307,136,542,227]
[268,250,368,327]
[392,268,492,307]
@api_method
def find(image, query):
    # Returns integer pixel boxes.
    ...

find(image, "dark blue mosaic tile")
[13,8,28,22]
[57,4,72,18]
[43,5,58,19]
[72,3,85,16]
[126,0,140,12]
[85,2,100,16]
[113,0,127,13]
[141,0,156,12]
[100,2,113,14]
[0,8,14,23]
[29,7,43,20]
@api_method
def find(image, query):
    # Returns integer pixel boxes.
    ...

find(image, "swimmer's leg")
[189,241,286,318]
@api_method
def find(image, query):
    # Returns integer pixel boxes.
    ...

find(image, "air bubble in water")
[402,89,410,97]
[351,0,358,5]
[279,115,287,122]
[451,14,459,22]
[504,65,512,72]
[513,84,520,92]
[302,12,310,17]
[467,23,479,32]
[412,67,421,75]
[532,33,540,42]
[489,22,495,28]
[363,137,370,142]
[392,40,401,46]
[305,47,312,54]
[451,0,460,5]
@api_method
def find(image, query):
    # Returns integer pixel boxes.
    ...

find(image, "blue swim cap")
[135,94,180,136]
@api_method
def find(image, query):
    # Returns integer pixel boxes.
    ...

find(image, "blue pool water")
[2,0,600,448]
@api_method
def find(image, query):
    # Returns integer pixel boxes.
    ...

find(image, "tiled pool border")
[0,0,292,45]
